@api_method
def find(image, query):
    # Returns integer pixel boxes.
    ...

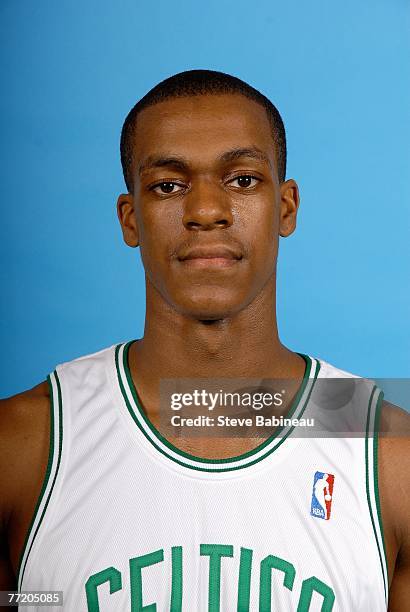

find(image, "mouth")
[177,245,243,268]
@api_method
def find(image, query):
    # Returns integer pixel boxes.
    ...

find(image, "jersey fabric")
[17,341,388,611]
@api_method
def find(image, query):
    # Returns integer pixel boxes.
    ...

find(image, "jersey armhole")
[17,370,64,591]
[365,386,389,607]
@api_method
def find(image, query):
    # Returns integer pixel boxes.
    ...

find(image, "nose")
[182,178,233,231]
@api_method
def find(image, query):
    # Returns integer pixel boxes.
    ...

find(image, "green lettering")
[259,555,295,611]
[170,546,183,611]
[297,576,335,612]
[200,543,234,612]
[130,549,164,611]
[85,566,122,612]
[237,547,253,612]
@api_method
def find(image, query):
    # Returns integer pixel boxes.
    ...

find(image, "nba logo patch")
[310,472,335,520]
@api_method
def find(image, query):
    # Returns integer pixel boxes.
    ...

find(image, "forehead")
[132,94,276,172]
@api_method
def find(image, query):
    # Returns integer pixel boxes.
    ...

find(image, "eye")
[151,182,184,195]
[228,175,260,189]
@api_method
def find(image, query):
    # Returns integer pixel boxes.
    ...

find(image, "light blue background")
[1,0,409,398]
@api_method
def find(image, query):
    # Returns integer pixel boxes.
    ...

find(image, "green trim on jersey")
[373,394,389,585]
[17,370,64,591]
[365,386,388,605]
[116,341,320,473]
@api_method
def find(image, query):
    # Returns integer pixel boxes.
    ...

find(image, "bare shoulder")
[379,399,410,434]
[377,400,410,610]
[379,400,410,502]
[0,381,50,517]
[0,381,51,580]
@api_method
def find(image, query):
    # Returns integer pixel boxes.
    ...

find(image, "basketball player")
[0,70,409,611]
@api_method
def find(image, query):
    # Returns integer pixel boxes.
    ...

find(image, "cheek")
[240,204,278,261]
[137,207,174,251]
[136,208,180,279]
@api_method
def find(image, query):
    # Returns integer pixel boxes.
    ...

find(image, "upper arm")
[377,400,410,611]
[0,383,50,586]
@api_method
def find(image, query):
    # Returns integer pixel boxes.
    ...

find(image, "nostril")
[185,219,231,230]
[186,221,202,230]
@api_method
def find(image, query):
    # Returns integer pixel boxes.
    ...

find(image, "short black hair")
[120,69,287,192]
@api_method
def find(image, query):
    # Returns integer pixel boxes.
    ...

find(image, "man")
[0,69,408,611]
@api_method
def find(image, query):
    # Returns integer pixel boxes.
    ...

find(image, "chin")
[174,292,245,321]
[172,287,243,321]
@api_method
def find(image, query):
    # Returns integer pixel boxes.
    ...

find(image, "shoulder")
[378,400,410,540]
[313,357,409,536]
[0,381,51,582]
[314,357,360,379]
[0,380,50,451]
[0,341,121,507]
[377,400,410,603]
[0,381,51,523]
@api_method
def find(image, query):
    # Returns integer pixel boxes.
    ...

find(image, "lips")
[178,244,242,268]
[178,245,242,261]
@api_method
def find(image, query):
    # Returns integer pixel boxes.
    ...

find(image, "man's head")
[117,70,299,321]
[120,69,287,193]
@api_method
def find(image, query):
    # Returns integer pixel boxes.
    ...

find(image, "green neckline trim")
[116,341,320,472]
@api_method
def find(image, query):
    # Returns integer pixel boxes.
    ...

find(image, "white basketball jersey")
[18,341,388,611]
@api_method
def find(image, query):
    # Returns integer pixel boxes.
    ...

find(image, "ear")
[117,193,139,247]
[279,179,300,237]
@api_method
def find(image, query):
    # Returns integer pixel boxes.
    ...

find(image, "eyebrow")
[219,147,271,167]
[138,146,272,175]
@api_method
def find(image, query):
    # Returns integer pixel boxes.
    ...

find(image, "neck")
[129,276,305,388]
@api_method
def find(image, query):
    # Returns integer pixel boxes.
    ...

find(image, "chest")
[20,442,386,611]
